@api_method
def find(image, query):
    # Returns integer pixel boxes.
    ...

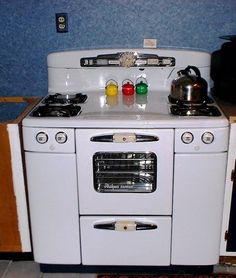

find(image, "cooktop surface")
[23,90,228,129]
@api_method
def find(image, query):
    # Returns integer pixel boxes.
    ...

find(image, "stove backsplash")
[47,49,211,94]
[1,0,236,100]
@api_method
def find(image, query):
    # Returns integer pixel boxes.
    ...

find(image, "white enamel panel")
[25,152,81,264]
[23,48,228,130]
[80,216,171,266]
[171,153,227,265]
[76,129,174,215]
[175,127,229,153]
[47,49,210,94]
[22,89,229,129]
[23,113,229,129]
[48,49,210,68]
[23,127,75,153]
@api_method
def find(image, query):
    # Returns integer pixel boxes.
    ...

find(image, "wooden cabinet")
[0,123,21,251]
[0,97,39,252]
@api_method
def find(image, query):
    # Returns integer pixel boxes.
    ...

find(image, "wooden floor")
[0,261,236,278]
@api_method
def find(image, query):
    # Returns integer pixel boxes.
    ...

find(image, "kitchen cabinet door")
[25,152,81,264]
[172,152,227,265]
[220,123,236,260]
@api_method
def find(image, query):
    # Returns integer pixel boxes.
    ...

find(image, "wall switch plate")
[143,38,157,48]
[55,13,68,33]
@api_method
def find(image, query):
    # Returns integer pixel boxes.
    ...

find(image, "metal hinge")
[231,169,235,182]
[231,159,236,182]
[224,230,228,241]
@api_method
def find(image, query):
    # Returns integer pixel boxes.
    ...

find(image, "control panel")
[23,127,75,153]
[175,127,229,153]
[181,131,215,145]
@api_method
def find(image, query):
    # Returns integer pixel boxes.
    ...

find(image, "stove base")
[40,263,213,274]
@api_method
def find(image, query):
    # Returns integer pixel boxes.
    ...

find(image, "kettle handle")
[135,77,147,85]
[185,65,201,78]
[122,79,133,86]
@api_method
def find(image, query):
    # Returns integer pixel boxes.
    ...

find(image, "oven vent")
[93,152,157,193]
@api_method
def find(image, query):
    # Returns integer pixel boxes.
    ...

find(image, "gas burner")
[43,93,88,105]
[168,95,214,105]
[170,103,221,117]
[31,105,81,117]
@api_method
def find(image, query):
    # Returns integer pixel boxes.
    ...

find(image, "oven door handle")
[135,222,158,230]
[90,135,113,142]
[90,134,159,143]
[94,221,158,231]
[135,135,159,142]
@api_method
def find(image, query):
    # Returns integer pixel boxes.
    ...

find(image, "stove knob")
[36,132,48,144]
[55,132,67,144]
[202,132,214,144]
[181,132,194,144]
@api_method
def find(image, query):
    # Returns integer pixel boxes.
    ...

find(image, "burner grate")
[170,104,221,116]
[31,105,81,117]
[168,95,214,105]
[43,93,88,105]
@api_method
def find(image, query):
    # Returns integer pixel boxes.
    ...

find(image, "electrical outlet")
[55,13,68,33]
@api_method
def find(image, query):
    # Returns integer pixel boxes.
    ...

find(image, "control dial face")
[36,132,48,144]
[181,132,194,144]
[55,132,67,144]
[202,132,214,144]
[119,52,136,67]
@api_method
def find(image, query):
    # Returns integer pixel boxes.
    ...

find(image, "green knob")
[136,81,148,94]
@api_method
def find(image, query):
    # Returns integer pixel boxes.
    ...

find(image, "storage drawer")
[80,216,171,266]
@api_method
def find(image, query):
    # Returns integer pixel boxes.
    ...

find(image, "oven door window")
[93,152,157,193]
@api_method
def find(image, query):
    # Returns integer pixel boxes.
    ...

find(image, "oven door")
[76,129,174,215]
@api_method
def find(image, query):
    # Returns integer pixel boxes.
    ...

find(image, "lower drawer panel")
[80,216,171,266]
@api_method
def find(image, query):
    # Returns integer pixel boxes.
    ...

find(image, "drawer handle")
[136,222,158,230]
[94,221,157,231]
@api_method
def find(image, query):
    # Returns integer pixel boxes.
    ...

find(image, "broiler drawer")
[80,216,171,266]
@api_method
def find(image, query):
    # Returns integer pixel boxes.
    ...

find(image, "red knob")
[122,81,134,95]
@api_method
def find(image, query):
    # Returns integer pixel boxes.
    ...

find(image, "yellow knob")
[105,82,118,96]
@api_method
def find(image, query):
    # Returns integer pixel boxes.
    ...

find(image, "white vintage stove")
[22,48,229,269]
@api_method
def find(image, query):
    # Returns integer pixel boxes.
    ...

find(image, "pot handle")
[185,65,201,78]
[122,79,133,86]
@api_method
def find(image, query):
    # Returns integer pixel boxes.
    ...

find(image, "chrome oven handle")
[94,221,157,231]
[90,134,159,143]
[135,222,157,230]
[90,135,113,142]
[94,222,116,230]
[135,135,159,142]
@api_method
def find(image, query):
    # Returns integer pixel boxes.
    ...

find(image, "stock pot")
[170,65,208,103]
